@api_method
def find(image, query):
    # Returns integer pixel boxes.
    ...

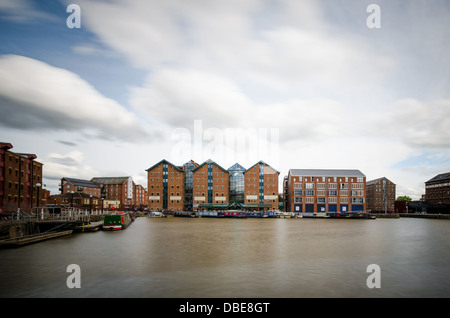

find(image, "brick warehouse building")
[193,159,230,210]
[0,142,44,214]
[60,177,101,197]
[244,161,279,210]
[91,176,136,210]
[284,169,366,214]
[366,177,396,213]
[146,159,185,212]
[146,159,280,212]
[425,172,450,206]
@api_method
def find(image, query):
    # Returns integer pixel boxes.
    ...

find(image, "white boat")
[148,211,165,218]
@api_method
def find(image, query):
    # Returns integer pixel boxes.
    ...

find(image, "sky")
[1,0,449,199]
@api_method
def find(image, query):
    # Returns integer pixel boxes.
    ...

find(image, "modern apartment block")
[146,159,185,212]
[244,161,279,210]
[425,172,450,205]
[0,142,43,213]
[192,159,230,209]
[284,169,366,214]
[366,177,396,212]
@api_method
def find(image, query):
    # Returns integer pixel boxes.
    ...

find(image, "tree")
[396,195,412,202]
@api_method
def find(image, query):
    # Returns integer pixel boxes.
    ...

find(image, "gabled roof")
[366,177,395,186]
[426,172,450,183]
[62,177,100,188]
[91,177,131,185]
[289,169,365,177]
[245,161,280,174]
[193,159,230,174]
[228,163,246,172]
[145,159,184,172]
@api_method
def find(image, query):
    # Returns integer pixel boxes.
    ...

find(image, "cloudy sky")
[1,0,449,199]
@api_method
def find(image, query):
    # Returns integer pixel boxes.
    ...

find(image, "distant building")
[366,177,396,213]
[134,184,148,210]
[425,172,450,205]
[146,159,185,212]
[0,142,43,213]
[91,176,135,210]
[244,161,279,210]
[61,177,101,197]
[284,169,366,213]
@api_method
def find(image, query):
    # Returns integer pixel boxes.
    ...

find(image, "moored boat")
[174,211,197,217]
[222,211,247,218]
[103,212,133,230]
[148,211,165,218]
[196,211,223,218]
[326,212,375,219]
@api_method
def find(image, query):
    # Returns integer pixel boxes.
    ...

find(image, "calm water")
[1,216,450,298]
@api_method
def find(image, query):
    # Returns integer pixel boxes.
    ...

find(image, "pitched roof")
[91,177,131,185]
[193,159,230,174]
[145,159,184,172]
[289,169,365,177]
[63,177,100,188]
[366,177,395,186]
[228,163,246,172]
[245,161,280,174]
[426,172,450,183]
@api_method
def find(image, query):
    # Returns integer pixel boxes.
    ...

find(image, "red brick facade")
[0,142,43,213]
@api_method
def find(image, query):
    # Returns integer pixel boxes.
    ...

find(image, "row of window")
[294,183,364,189]
[294,190,364,196]
[293,176,364,182]
[294,197,365,203]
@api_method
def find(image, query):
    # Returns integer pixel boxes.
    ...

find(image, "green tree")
[396,195,412,201]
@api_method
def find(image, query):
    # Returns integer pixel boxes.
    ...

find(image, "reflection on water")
[1,217,450,297]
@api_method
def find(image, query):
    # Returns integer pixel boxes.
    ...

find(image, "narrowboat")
[246,211,264,218]
[196,211,223,218]
[326,212,375,219]
[222,211,247,218]
[103,212,133,230]
[148,211,165,218]
[174,211,197,217]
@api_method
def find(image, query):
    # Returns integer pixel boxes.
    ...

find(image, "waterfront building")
[146,159,185,212]
[183,160,199,211]
[366,177,396,213]
[60,177,101,197]
[91,176,135,210]
[192,159,230,210]
[0,142,43,214]
[284,169,366,213]
[425,172,450,205]
[228,163,246,204]
[134,184,148,210]
[244,161,279,210]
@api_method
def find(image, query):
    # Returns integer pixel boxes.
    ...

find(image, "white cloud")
[0,54,150,141]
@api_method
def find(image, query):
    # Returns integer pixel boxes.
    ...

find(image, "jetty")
[0,230,73,247]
